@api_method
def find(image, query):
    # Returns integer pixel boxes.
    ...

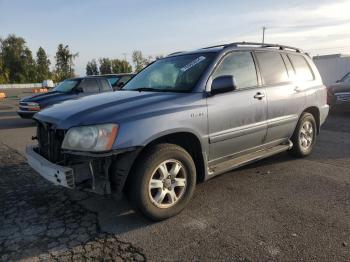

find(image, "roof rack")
[227,42,303,53]
[167,51,186,56]
[199,42,303,53]
[168,42,304,57]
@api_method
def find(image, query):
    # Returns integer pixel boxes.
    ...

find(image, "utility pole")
[262,26,266,44]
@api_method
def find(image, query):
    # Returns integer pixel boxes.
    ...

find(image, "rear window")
[288,54,314,81]
[255,52,289,85]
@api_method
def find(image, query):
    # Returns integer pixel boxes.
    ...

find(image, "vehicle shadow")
[0,111,18,118]
[0,117,35,130]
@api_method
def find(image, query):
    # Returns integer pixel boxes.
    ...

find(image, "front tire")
[290,112,317,157]
[128,143,196,221]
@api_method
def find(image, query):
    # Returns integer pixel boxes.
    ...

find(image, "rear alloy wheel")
[290,112,317,157]
[128,143,196,221]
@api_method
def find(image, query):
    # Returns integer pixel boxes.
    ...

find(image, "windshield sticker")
[180,56,206,72]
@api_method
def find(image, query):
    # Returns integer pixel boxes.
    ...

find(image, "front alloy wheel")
[149,160,187,208]
[128,143,196,221]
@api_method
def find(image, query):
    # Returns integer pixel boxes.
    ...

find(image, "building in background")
[313,54,350,86]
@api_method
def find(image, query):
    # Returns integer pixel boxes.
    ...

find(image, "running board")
[208,141,293,177]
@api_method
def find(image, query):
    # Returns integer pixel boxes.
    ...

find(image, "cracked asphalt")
[0,144,145,261]
[0,93,349,261]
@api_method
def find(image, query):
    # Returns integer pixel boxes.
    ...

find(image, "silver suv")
[26,42,329,221]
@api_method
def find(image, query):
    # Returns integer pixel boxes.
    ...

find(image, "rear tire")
[290,112,317,158]
[128,143,196,221]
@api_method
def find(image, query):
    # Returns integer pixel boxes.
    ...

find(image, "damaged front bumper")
[25,145,141,196]
[26,145,75,188]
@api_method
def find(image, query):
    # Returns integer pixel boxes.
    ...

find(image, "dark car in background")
[98,73,135,91]
[17,76,112,119]
[327,72,350,111]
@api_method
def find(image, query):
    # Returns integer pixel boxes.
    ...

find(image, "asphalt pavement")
[0,95,349,261]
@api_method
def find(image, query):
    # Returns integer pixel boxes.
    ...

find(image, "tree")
[36,47,51,82]
[99,58,112,74]
[22,47,37,83]
[0,39,9,84]
[132,50,150,72]
[54,44,78,82]
[86,59,99,75]
[0,34,36,83]
[111,59,132,73]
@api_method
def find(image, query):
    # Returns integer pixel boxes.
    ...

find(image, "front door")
[207,51,268,162]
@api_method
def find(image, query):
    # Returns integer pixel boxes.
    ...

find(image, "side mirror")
[211,75,237,95]
[75,87,83,93]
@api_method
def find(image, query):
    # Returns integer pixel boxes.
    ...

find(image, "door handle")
[254,92,265,100]
[294,86,302,92]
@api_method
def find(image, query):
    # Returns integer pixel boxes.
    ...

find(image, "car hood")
[327,83,350,94]
[34,91,199,129]
[21,91,75,105]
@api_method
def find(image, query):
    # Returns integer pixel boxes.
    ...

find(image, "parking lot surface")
[0,95,349,261]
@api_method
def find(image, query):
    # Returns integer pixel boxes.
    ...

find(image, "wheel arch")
[124,131,207,192]
[302,106,320,133]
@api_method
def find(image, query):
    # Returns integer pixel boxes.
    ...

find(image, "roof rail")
[168,42,304,57]
[198,42,304,53]
[225,42,303,53]
[167,51,185,56]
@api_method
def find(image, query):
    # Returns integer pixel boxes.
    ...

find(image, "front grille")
[37,121,65,163]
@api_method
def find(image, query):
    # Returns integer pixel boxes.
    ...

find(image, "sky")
[1,0,350,75]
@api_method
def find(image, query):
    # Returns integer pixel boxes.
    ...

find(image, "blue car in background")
[95,73,135,91]
[17,76,112,119]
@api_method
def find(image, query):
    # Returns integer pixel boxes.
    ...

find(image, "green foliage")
[86,59,99,75]
[36,47,51,82]
[132,50,151,72]
[54,44,78,82]
[0,41,9,84]
[111,59,132,73]
[0,34,37,83]
[98,58,112,74]
[0,35,55,84]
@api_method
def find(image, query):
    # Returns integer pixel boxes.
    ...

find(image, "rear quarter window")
[255,51,289,85]
[288,54,314,81]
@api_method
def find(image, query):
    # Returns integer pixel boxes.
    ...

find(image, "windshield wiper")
[133,87,161,92]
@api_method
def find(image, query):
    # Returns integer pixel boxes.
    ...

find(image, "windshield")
[341,72,350,83]
[107,77,121,87]
[123,53,216,92]
[53,80,80,93]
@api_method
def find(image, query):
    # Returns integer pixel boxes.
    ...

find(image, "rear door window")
[99,79,112,92]
[281,54,295,80]
[212,51,258,89]
[288,54,314,81]
[79,78,99,93]
[255,52,289,85]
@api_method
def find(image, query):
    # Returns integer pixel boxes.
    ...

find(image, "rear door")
[254,51,306,144]
[207,51,268,162]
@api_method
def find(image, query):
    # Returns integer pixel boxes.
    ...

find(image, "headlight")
[26,102,40,111]
[62,124,118,152]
